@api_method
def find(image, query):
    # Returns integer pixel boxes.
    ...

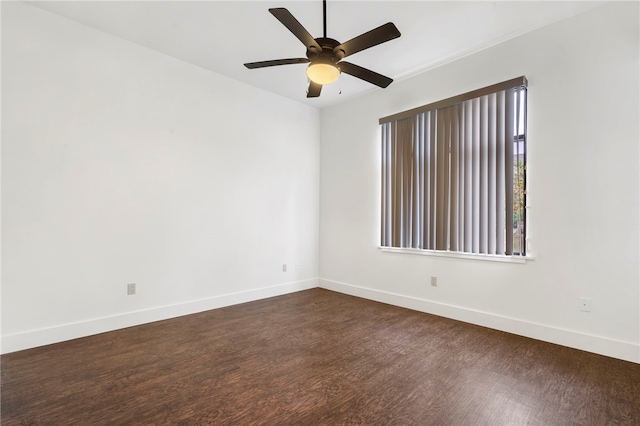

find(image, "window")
[379,77,527,257]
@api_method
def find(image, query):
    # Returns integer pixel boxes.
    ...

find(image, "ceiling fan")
[244,0,401,98]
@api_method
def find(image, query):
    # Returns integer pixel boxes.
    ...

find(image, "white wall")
[319,2,640,362]
[1,2,319,353]
[3,1,639,364]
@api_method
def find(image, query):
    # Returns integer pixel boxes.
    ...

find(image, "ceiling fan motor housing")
[307,37,344,65]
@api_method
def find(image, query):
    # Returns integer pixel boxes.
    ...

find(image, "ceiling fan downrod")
[323,0,327,38]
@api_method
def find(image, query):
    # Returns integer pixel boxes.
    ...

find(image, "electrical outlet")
[282,264,287,272]
[127,283,136,295]
[431,276,438,287]
[579,297,591,312]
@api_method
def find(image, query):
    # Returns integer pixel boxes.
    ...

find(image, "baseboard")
[5,277,638,364]
[1,279,318,354]
[319,278,640,364]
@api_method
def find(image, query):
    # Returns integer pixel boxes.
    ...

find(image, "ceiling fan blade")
[244,58,310,69]
[338,61,393,88]
[269,8,322,52]
[307,81,322,98]
[334,22,401,59]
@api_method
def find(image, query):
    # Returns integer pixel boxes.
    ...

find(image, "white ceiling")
[27,1,601,109]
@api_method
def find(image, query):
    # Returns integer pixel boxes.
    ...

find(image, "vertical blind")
[380,76,527,256]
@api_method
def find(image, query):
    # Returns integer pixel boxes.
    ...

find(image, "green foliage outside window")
[513,160,525,226]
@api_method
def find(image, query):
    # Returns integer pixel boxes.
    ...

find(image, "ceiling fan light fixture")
[306,62,340,85]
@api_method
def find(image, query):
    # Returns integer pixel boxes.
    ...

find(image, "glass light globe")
[306,63,340,85]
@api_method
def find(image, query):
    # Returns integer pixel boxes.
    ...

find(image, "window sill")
[378,246,533,264]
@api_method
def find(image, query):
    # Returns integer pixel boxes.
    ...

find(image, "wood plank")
[2,289,639,424]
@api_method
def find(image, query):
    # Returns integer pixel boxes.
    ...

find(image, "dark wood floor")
[2,288,639,425]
